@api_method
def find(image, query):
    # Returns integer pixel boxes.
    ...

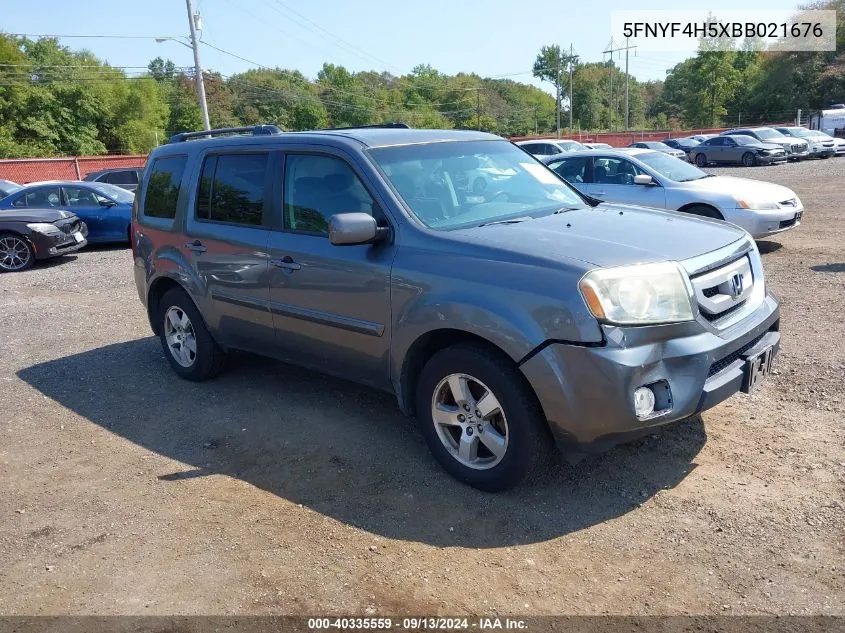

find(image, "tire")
[157,287,227,381]
[0,233,34,272]
[694,153,707,167]
[682,204,723,220]
[414,343,553,492]
[741,152,756,167]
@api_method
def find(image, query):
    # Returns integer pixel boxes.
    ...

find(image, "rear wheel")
[0,233,34,272]
[741,152,756,167]
[695,153,707,167]
[414,343,552,492]
[158,287,227,381]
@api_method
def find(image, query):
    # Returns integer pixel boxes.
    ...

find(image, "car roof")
[13,180,99,187]
[539,148,654,162]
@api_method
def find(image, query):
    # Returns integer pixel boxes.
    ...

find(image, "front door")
[581,156,667,209]
[182,150,274,351]
[62,185,121,241]
[266,150,395,389]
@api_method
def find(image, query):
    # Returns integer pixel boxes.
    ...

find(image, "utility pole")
[604,39,637,132]
[556,61,562,138]
[569,43,574,131]
[476,88,481,130]
[185,0,210,131]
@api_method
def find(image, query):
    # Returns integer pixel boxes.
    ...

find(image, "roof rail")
[323,122,411,130]
[168,125,283,143]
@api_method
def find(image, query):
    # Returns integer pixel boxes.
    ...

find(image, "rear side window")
[196,153,268,226]
[143,156,186,219]
[549,156,589,183]
[107,170,139,185]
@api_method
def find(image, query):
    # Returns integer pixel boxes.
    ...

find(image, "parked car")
[83,167,143,192]
[0,208,88,272]
[627,141,687,160]
[0,179,22,199]
[774,127,835,159]
[690,134,787,167]
[662,137,701,161]
[690,134,719,143]
[541,148,802,239]
[0,180,134,244]
[133,125,781,491]
[721,127,810,160]
[515,139,588,157]
[582,142,613,150]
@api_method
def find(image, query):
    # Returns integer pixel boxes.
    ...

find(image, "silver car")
[541,148,803,239]
[627,141,687,160]
[515,139,588,157]
[775,127,836,158]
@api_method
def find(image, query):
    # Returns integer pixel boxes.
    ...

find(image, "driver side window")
[64,187,103,207]
[15,187,62,208]
[593,158,643,186]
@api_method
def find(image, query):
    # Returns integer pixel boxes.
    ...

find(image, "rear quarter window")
[142,156,187,220]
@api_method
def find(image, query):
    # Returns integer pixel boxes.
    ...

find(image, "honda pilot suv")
[132,125,781,491]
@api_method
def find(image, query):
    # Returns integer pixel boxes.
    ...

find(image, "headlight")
[26,222,63,236]
[579,262,694,325]
[734,197,780,210]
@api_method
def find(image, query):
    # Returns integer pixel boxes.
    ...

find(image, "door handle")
[592,191,607,196]
[185,240,207,253]
[271,255,301,271]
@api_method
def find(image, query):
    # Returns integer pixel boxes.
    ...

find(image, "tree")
[532,45,578,130]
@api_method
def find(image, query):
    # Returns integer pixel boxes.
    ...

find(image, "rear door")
[265,148,395,389]
[183,150,274,351]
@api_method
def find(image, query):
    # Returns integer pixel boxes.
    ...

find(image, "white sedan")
[541,148,803,239]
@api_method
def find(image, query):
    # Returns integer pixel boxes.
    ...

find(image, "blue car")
[0,180,134,244]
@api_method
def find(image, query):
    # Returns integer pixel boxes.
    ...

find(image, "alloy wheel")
[163,306,198,368]
[430,373,509,470]
[0,236,32,271]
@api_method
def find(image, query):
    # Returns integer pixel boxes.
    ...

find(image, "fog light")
[633,387,656,419]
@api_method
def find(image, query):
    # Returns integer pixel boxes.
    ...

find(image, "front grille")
[702,287,719,298]
[779,216,798,229]
[707,332,766,377]
[701,300,747,323]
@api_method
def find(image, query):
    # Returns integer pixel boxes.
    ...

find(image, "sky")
[1,0,808,95]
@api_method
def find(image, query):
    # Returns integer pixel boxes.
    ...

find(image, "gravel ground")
[0,159,843,616]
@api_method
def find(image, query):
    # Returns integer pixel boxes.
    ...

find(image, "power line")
[4,33,182,40]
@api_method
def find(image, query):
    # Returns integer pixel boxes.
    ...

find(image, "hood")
[454,203,747,270]
[0,208,77,223]
[759,142,787,151]
[677,175,798,202]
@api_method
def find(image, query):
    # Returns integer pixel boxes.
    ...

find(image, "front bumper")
[520,293,780,448]
[756,153,787,164]
[31,222,89,260]
[724,204,803,239]
[786,147,810,160]
[810,147,836,158]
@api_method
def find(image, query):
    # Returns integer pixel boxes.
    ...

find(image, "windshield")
[559,141,587,151]
[733,135,759,146]
[91,182,134,203]
[637,151,709,182]
[755,128,786,140]
[369,140,588,230]
[786,127,813,138]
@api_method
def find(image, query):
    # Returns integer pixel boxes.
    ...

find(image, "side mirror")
[100,198,117,207]
[328,212,389,246]
[633,174,655,186]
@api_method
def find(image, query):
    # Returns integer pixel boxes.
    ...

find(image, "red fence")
[0,155,148,185]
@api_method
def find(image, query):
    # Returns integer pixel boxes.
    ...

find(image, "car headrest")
[324,172,353,193]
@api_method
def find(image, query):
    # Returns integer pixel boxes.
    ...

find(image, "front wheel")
[0,234,34,272]
[741,152,756,167]
[158,287,227,381]
[415,343,552,492]
[695,153,707,167]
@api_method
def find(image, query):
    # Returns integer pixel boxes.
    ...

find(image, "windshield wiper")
[478,216,532,227]
[553,206,582,214]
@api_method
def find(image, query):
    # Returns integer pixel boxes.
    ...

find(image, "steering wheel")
[487,190,511,203]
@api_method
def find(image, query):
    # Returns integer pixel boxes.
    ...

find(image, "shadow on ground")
[17,338,706,547]
[810,262,845,273]
[757,240,783,254]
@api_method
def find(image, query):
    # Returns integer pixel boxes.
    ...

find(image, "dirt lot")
[0,159,843,616]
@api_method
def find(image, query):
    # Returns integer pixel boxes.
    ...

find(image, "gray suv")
[132,125,781,491]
